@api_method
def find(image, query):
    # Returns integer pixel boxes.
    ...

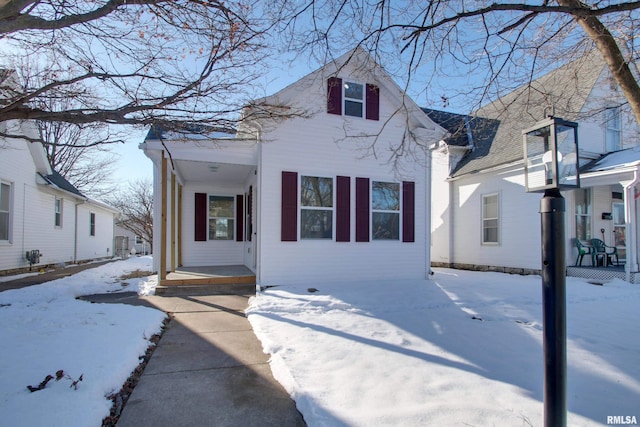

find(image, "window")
[135,235,143,245]
[327,77,379,120]
[482,193,499,244]
[300,176,333,239]
[344,82,364,118]
[575,188,591,241]
[90,212,96,236]
[54,198,62,227]
[606,106,621,152]
[209,195,234,240]
[0,182,11,241]
[613,201,626,261]
[372,181,400,240]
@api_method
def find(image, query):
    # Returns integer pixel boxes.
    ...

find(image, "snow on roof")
[583,147,640,173]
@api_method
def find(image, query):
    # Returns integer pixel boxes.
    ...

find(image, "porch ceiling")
[174,159,255,184]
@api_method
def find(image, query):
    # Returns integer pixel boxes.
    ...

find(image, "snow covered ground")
[0,256,164,426]
[2,259,638,426]
[247,269,640,426]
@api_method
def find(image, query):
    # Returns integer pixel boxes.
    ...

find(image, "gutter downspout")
[425,144,432,278]
[623,168,640,282]
[255,124,263,286]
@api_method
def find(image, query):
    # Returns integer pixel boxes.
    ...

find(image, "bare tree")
[37,119,120,198]
[279,0,640,123]
[109,179,153,250]
[0,0,293,139]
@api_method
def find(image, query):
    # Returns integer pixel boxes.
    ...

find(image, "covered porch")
[568,148,640,283]
[142,134,259,294]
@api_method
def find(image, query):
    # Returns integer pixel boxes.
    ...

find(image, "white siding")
[0,121,85,271]
[181,183,245,267]
[430,147,454,264]
[76,203,116,261]
[451,167,546,270]
[256,71,431,285]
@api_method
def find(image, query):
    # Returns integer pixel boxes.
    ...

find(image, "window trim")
[89,212,96,236]
[371,180,401,241]
[300,175,334,240]
[605,106,622,152]
[208,194,236,241]
[54,197,63,228]
[0,180,12,242]
[575,188,592,241]
[343,81,365,118]
[481,193,500,245]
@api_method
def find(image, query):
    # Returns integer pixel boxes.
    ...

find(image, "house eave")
[447,159,523,181]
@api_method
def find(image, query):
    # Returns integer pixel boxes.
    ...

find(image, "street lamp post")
[523,116,580,427]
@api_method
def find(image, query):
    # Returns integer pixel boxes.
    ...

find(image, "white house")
[429,50,640,283]
[142,48,446,289]
[0,116,119,275]
[115,223,150,257]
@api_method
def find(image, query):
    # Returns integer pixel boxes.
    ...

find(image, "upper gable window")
[327,77,379,121]
[344,82,364,117]
[606,106,621,152]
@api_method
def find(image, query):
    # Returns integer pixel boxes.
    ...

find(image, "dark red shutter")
[365,84,379,121]
[281,171,298,241]
[194,192,207,241]
[336,176,350,242]
[402,181,415,242]
[327,77,342,115]
[355,177,370,242]
[236,194,243,242]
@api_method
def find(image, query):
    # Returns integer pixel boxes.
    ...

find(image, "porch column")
[171,172,176,272]
[623,175,640,278]
[160,153,168,282]
[178,184,183,267]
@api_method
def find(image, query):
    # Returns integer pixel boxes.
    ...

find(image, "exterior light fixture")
[523,116,580,192]
[522,116,580,427]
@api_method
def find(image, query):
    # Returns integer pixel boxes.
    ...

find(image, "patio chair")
[590,238,619,267]
[573,238,592,266]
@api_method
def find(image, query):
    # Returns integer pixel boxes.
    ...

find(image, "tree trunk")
[558,0,640,125]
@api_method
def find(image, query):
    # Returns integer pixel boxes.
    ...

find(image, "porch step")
[156,273,257,296]
[155,282,257,296]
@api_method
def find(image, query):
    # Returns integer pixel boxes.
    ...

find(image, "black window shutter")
[246,186,253,242]
[402,181,415,242]
[355,177,370,242]
[194,192,207,241]
[336,176,350,242]
[281,171,298,241]
[365,84,379,121]
[236,194,243,242]
[327,77,343,115]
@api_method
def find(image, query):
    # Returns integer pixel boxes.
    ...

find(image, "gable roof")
[256,47,445,134]
[421,108,500,149]
[39,170,86,199]
[450,51,607,178]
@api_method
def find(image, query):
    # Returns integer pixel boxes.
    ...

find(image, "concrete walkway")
[0,259,119,292]
[84,292,306,427]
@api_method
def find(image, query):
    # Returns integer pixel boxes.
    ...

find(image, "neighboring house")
[115,222,150,257]
[429,51,640,282]
[141,48,446,287]
[0,116,119,275]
